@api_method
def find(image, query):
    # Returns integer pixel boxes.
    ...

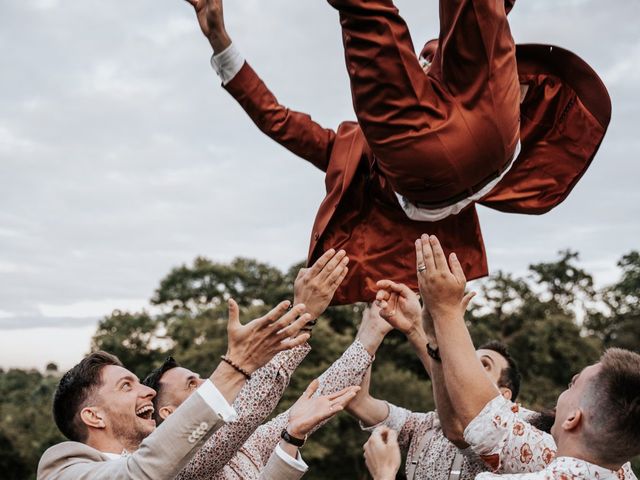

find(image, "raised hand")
[374,279,422,337]
[286,380,360,439]
[363,427,401,480]
[293,249,349,320]
[415,234,475,320]
[183,0,231,52]
[225,299,312,374]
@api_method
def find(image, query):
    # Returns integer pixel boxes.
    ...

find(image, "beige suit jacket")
[37,381,306,480]
[37,385,227,480]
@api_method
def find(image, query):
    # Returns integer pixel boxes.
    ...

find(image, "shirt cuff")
[210,43,245,85]
[196,380,238,423]
[275,444,309,472]
[463,394,509,450]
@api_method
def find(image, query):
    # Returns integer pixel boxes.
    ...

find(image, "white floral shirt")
[177,339,373,479]
[464,395,637,480]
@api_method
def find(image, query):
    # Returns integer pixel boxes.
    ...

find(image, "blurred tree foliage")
[1,251,637,479]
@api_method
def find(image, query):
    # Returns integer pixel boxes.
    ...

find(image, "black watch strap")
[427,342,441,362]
[281,429,306,447]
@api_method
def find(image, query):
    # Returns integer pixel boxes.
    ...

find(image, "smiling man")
[37,299,313,479]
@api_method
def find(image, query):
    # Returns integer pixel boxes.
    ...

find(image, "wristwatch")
[427,342,441,362]
[281,429,307,447]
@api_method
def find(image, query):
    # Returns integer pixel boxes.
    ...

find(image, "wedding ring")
[417,264,427,273]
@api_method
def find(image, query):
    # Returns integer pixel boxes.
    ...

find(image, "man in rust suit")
[183,0,610,304]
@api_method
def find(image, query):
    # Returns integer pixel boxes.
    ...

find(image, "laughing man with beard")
[37,298,313,480]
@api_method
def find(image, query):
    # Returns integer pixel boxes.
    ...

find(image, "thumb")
[226,298,241,331]
[461,291,476,311]
[305,379,320,398]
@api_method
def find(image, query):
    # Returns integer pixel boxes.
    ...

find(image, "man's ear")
[499,387,513,401]
[561,409,583,432]
[80,407,106,429]
[159,405,175,421]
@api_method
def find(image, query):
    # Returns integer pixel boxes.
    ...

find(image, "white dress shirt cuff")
[210,43,245,85]
[196,380,238,422]
[275,444,309,472]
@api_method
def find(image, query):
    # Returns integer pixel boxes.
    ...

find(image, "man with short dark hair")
[414,234,640,479]
[37,299,313,480]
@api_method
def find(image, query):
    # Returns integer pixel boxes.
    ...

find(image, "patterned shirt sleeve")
[238,338,375,467]
[176,344,311,479]
[463,395,557,474]
[360,402,436,453]
[308,339,374,435]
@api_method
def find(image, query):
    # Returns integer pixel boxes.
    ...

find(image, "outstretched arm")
[375,279,467,446]
[183,0,337,172]
[416,235,499,427]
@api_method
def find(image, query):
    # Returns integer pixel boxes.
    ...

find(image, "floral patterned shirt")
[362,401,535,480]
[464,395,637,480]
[177,339,373,479]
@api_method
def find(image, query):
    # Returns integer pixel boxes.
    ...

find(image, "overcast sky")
[1,0,638,370]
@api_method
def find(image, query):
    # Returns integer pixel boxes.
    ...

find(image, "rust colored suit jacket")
[224,44,609,305]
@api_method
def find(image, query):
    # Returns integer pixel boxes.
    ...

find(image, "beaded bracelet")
[220,355,252,380]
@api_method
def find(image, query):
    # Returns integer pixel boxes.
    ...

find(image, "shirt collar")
[550,456,622,479]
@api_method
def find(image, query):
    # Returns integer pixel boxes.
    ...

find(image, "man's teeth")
[136,405,154,418]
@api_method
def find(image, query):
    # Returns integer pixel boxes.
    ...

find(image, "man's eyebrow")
[481,355,495,366]
[116,375,138,386]
[185,374,199,386]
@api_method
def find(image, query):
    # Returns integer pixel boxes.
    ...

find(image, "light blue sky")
[1,0,639,369]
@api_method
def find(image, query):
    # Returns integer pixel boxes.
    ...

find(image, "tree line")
[1,250,638,479]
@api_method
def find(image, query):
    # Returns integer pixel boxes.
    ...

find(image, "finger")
[318,249,347,282]
[420,234,436,271]
[326,257,349,285]
[449,252,467,284]
[226,298,241,330]
[380,293,398,317]
[461,291,477,311]
[257,300,293,328]
[415,238,427,274]
[331,265,349,288]
[377,279,413,300]
[326,385,356,401]
[277,312,313,339]
[279,332,311,350]
[330,388,360,408]
[304,379,320,398]
[306,249,336,278]
[375,289,391,302]
[269,303,305,331]
[429,235,448,271]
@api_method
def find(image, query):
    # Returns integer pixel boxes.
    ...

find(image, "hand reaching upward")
[225,299,312,375]
[415,234,476,321]
[183,0,232,53]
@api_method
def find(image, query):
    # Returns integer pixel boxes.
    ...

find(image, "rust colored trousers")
[328,0,521,207]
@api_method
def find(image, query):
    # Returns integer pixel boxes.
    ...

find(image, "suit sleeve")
[224,62,337,172]
[257,447,307,480]
[37,386,229,480]
[175,345,311,479]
